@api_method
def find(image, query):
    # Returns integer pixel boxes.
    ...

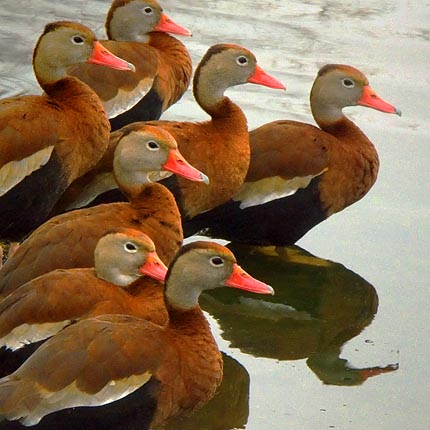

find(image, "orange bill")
[225,263,274,295]
[154,13,192,36]
[163,149,209,183]
[140,251,168,281]
[358,85,401,116]
[247,65,286,90]
[88,41,136,71]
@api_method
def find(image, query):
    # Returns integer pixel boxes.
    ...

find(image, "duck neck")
[310,98,346,131]
[128,181,176,211]
[40,76,95,99]
[148,32,186,55]
[316,114,373,149]
[167,304,212,336]
[193,68,241,119]
[33,58,70,91]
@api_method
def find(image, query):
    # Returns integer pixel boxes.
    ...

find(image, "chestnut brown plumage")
[68,0,192,129]
[0,21,133,244]
[185,64,401,244]
[60,43,286,219]
[0,228,168,354]
[0,241,274,429]
[0,125,207,296]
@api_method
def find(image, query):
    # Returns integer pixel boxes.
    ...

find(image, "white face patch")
[0,145,54,196]
[233,174,322,209]
[103,77,154,119]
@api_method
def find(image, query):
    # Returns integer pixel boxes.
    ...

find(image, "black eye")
[143,7,153,14]
[236,56,248,66]
[342,78,355,88]
[71,35,84,45]
[147,141,159,150]
[124,242,137,253]
[210,256,224,267]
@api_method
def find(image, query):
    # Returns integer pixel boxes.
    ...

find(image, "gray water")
[0,1,429,429]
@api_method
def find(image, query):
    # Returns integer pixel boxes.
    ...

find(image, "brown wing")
[0,205,122,296]
[148,33,193,112]
[0,269,133,348]
[0,314,167,425]
[68,40,158,118]
[0,96,61,167]
[248,120,331,182]
[0,184,182,296]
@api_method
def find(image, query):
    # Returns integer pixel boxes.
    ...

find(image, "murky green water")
[0,1,429,429]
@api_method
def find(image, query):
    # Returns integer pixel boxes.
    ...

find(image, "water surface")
[0,1,429,429]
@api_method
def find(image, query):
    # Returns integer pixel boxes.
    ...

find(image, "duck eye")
[342,78,355,88]
[124,242,138,253]
[71,35,85,45]
[210,256,224,267]
[147,141,159,151]
[143,6,153,15]
[236,56,248,66]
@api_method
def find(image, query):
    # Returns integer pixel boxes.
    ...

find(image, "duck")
[0,124,208,297]
[56,43,286,217]
[184,64,402,244]
[0,228,168,378]
[0,21,134,248]
[0,227,168,353]
[68,0,192,131]
[0,241,274,429]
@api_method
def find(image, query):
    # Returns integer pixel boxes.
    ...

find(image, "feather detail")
[234,170,327,209]
[0,146,54,196]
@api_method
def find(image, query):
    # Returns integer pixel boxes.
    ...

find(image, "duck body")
[68,0,192,131]
[108,31,193,130]
[58,44,285,217]
[0,124,207,296]
[0,21,134,242]
[0,241,274,429]
[185,64,401,244]
[0,228,168,351]
[0,80,110,241]
[0,186,179,297]
[153,99,250,219]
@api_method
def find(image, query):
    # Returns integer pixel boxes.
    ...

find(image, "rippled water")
[0,1,429,429]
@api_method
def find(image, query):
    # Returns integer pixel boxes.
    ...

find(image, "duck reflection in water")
[200,243,398,386]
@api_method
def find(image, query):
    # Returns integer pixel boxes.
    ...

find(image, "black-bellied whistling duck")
[0,21,134,247]
[0,124,207,296]
[0,228,167,353]
[185,64,401,244]
[0,227,168,379]
[0,241,274,429]
[68,0,192,130]
[57,43,286,216]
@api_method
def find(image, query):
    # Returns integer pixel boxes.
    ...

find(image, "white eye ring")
[210,256,224,267]
[124,242,138,253]
[146,141,159,151]
[142,6,153,15]
[71,35,85,45]
[342,78,355,88]
[236,56,248,67]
